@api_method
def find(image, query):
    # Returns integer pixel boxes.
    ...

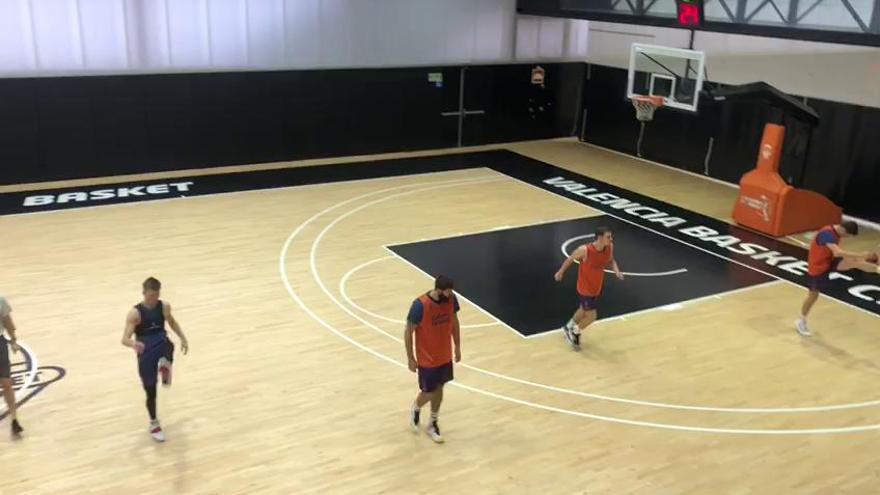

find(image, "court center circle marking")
[561,234,688,277]
[279,174,880,434]
[339,255,498,329]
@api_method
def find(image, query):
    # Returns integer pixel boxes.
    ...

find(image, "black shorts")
[0,336,9,380]
[579,293,599,311]
[808,259,842,292]
[418,362,453,393]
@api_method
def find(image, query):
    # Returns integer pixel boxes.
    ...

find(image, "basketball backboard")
[627,43,705,113]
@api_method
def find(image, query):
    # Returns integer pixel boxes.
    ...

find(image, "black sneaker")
[409,408,420,433]
[11,419,23,438]
[571,331,581,351]
[427,421,444,443]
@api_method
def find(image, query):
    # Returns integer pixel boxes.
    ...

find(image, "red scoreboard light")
[676,0,704,27]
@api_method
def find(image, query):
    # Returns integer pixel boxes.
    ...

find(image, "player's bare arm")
[404,321,417,372]
[452,311,461,363]
[827,243,868,259]
[2,313,21,353]
[555,245,586,281]
[163,302,189,354]
[611,258,624,281]
[121,308,143,353]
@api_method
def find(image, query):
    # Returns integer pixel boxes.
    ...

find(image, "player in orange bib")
[404,275,461,443]
[797,221,880,337]
[554,226,624,350]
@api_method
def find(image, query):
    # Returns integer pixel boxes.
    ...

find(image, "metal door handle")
[441,109,486,117]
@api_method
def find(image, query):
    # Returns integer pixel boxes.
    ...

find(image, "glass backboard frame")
[627,43,706,113]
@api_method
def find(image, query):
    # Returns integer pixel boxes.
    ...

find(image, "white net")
[632,97,663,122]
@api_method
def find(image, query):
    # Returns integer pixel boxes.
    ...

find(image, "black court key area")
[390,216,774,337]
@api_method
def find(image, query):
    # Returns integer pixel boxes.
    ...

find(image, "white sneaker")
[562,325,574,346]
[149,420,166,442]
[796,319,811,337]
[426,422,444,444]
[158,357,172,387]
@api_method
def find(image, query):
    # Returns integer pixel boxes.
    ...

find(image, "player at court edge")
[1,295,25,438]
[554,226,624,350]
[797,221,880,337]
[121,277,189,442]
[404,275,461,443]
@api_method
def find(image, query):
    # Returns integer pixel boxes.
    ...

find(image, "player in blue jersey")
[121,278,189,442]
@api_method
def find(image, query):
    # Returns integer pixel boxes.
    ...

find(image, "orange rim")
[631,95,665,107]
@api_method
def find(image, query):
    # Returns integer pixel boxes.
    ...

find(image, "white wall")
[693,32,880,108]
[514,15,590,61]
[585,21,880,108]
[0,0,589,77]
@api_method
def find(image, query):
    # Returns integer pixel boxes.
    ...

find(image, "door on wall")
[458,64,579,147]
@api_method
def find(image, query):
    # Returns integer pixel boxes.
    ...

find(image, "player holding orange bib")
[797,221,880,337]
[555,227,624,350]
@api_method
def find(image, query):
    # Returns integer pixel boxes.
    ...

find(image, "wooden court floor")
[2,140,879,494]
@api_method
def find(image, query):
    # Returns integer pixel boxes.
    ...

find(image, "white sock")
[412,402,421,411]
[430,412,438,422]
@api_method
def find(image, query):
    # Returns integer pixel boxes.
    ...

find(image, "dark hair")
[841,220,859,236]
[434,275,454,291]
[143,277,161,292]
[595,226,612,237]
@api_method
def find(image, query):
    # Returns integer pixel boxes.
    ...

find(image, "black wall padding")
[800,99,880,221]
[581,64,880,222]
[582,64,640,155]
[461,63,585,146]
[0,63,583,184]
[640,100,720,175]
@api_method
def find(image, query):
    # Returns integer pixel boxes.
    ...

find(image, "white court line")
[560,234,688,277]
[313,177,880,414]
[279,187,880,433]
[383,215,590,248]
[381,247,524,339]
[280,176,880,432]
[339,256,498,329]
[307,175,527,341]
[500,173,880,320]
[787,235,810,248]
[524,280,782,339]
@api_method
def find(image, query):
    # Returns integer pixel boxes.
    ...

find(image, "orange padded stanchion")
[732,123,842,237]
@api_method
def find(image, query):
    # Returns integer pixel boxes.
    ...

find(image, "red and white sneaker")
[149,420,166,442]
[158,357,172,387]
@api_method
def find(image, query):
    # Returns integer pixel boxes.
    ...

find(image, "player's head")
[434,275,455,303]
[840,220,859,237]
[142,277,161,304]
[595,226,613,247]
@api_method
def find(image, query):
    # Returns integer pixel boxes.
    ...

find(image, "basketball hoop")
[631,95,665,122]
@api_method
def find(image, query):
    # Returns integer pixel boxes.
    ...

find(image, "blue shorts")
[808,259,841,292]
[137,334,174,387]
[579,294,599,311]
[418,362,453,393]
